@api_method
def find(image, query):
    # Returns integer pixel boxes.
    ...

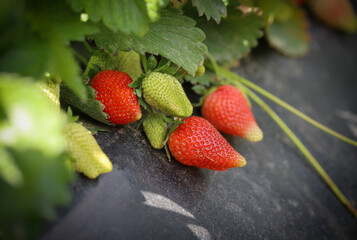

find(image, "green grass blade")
[238,77,357,147]
[244,86,357,218]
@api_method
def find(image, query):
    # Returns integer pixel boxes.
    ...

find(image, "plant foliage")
[3,0,341,238]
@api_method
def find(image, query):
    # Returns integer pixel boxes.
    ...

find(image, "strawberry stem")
[205,54,252,107]
[208,64,357,147]
[205,53,221,80]
[243,85,357,218]
[164,144,171,162]
[238,76,357,147]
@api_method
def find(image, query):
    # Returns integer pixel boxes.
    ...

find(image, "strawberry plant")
[1,0,357,239]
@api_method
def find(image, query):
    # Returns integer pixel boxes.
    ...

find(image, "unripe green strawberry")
[143,113,168,149]
[202,85,263,142]
[66,122,113,179]
[142,72,193,118]
[37,80,60,113]
[168,116,246,171]
[195,65,205,77]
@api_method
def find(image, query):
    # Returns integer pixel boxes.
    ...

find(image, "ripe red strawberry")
[91,70,142,124]
[202,85,263,142]
[308,0,357,33]
[168,116,246,171]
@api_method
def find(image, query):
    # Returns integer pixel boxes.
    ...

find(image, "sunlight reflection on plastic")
[187,224,212,240]
[141,191,195,219]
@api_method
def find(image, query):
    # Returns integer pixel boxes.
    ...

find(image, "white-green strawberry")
[37,79,61,113]
[143,113,168,149]
[142,72,193,118]
[37,80,113,179]
[66,122,113,179]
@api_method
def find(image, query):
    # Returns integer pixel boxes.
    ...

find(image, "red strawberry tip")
[237,154,247,167]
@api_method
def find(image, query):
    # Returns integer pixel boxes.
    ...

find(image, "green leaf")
[27,0,99,43]
[186,72,215,95]
[93,8,207,75]
[60,85,113,125]
[0,0,25,52]
[0,75,67,156]
[265,4,309,57]
[159,66,179,75]
[155,58,172,72]
[0,0,94,99]
[138,97,149,110]
[135,87,143,98]
[249,0,280,24]
[84,50,143,81]
[129,74,146,89]
[49,37,87,100]
[0,149,73,239]
[115,51,144,80]
[0,33,50,79]
[0,75,73,239]
[0,148,23,188]
[191,85,207,95]
[167,120,183,137]
[67,0,150,36]
[191,0,227,24]
[185,72,215,86]
[147,55,158,71]
[195,8,263,63]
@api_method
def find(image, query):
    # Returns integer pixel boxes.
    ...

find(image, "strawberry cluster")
[89,67,263,172]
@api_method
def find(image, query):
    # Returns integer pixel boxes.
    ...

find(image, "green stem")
[243,85,357,218]
[232,80,252,108]
[205,61,251,107]
[205,53,220,77]
[238,77,357,147]
[141,55,148,73]
[207,64,357,147]
[83,40,93,54]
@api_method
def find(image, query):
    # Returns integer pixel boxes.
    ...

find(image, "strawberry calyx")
[131,54,194,119]
[60,84,113,125]
[66,107,79,123]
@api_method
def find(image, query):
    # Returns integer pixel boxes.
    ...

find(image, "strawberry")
[143,113,168,149]
[66,122,113,179]
[37,79,60,113]
[308,0,357,33]
[142,72,193,118]
[90,70,142,124]
[195,65,205,77]
[202,85,263,142]
[168,116,246,171]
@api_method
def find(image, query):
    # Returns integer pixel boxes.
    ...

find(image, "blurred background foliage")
[0,0,356,239]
